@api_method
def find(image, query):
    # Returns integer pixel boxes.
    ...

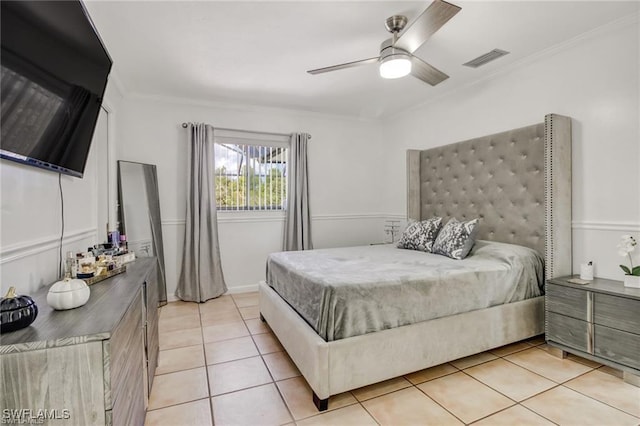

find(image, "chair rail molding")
[572,221,640,232]
[0,228,97,265]
[162,218,639,231]
[162,213,404,227]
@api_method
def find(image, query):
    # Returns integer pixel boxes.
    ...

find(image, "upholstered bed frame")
[259,113,572,410]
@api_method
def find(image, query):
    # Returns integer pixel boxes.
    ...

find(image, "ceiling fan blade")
[394,0,461,54]
[307,57,379,75]
[410,56,449,86]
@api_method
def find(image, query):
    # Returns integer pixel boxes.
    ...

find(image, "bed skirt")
[259,281,544,400]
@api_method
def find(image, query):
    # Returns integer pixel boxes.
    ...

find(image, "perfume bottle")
[66,251,77,278]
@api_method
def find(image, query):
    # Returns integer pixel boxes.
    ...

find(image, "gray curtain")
[283,133,313,251]
[176,123,227,302]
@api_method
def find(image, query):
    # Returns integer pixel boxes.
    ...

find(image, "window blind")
[214,132,289,211]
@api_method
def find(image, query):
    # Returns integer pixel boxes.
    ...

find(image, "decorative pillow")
[432,218,480,260]
[397,217,443,253]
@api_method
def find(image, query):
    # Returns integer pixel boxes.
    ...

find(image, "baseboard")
[164,283,258,304]
[166,294,179,303]
[226,283,259,294]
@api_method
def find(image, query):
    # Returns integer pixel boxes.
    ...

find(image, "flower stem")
[629,253,634,274]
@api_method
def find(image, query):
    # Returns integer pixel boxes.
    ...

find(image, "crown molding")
[106,69,127,99]
[125,92,376,123]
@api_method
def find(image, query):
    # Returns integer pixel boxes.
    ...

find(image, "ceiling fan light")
[379,55,412,79]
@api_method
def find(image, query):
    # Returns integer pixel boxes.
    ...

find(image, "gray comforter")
[266,240,544,341]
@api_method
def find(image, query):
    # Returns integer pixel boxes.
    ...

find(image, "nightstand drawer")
[594,293,640,335]
[546,312,589,352]
[546,283,588,321]
[595,325,640,370]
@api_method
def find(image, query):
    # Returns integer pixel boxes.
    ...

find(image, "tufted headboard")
[407,114,572,279]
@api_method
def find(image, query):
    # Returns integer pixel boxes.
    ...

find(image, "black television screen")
[1,0,112,178]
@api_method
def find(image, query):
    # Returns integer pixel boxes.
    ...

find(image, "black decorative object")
[0,287,38,333]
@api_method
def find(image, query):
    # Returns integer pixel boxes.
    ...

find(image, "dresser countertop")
[0,258,156,354]
[548,275,640,300]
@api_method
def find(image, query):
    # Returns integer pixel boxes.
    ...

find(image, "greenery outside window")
[214,137,288,211]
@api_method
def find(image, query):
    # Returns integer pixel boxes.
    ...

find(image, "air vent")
[463,49,509,68]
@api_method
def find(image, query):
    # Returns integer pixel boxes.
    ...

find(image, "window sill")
[217,210,285,224]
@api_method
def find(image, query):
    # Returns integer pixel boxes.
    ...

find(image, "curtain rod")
[181,123,311,139]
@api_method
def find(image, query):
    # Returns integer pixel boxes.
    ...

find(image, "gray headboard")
[407,114,572,279]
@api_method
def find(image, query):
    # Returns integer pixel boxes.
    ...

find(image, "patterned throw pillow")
[432,218,480,260]
[397,217,443,253]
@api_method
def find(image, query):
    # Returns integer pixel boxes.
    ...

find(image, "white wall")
[116,96,391,296]
[0,83,123,295]
[379,18,640,280]
[119,17,639,297]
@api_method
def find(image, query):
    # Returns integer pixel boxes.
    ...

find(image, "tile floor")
[145,292,640,426]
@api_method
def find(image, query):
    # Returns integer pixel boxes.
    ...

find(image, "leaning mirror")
[117,160,168,306]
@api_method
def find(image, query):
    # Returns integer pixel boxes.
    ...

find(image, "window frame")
[213,132,290,213]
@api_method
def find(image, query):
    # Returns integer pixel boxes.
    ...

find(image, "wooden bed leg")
[312,392,329,412]
[259,313,266,323]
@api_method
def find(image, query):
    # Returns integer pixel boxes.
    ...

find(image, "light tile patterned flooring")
[145,292,640,426]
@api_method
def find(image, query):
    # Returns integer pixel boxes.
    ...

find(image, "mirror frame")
[117,160,168,306]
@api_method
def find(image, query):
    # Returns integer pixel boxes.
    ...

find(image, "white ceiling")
[84,1,639,119]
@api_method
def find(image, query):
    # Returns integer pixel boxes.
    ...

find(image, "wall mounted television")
[1,0,112,178]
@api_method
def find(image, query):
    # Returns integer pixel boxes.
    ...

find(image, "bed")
[259,113,572,410]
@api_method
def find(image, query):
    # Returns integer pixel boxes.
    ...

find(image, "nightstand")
[545,276,640,387]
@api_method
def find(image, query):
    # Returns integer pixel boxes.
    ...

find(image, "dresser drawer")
[546,312,590,353]
[110,290,143,408]
[546,284,588,321]
[594,325,640,370]
[594,293,640,335]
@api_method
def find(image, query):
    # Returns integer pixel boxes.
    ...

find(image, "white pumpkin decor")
[47,278,90,310]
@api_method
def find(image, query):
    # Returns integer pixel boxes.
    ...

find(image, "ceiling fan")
[307,0,461,86]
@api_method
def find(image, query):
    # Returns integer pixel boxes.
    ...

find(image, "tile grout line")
[405,350,555,425]
[469,352,562,391]
[252,305,364,425]
[460,368,519,402]
[499,347,595,385]
[560,372,640,419]
[410,381,468,425]
[357,400,382,426]
[246,303,297,425]
[407,344,568,425]
[249,303,297,425]
[455,351,559,425]
[467,402,560,426]
[199,301,216,426]
[145,397,212,415]
[518,404,561,426]
[159,297,247,421]
[156,304,638,425]
[147,303,214,424]
[488,344,632,421]
[220,296,294,423]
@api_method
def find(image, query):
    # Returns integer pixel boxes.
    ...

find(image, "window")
[214,132,288,211]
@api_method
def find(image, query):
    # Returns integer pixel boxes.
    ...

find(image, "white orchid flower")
[618,235,640,276]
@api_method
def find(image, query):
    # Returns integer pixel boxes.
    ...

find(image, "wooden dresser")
[0,258,159,425]
[545,275,640,385]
